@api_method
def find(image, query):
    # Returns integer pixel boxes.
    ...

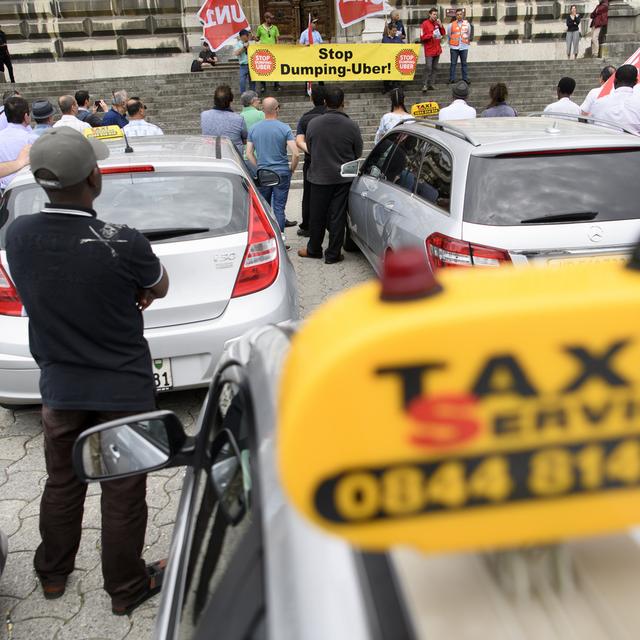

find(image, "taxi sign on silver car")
[278,248,640,554]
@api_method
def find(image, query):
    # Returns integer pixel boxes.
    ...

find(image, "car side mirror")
[340,159,362,178]
[210,428,250,526]
[256,168,281,187]
[72,410,192,482]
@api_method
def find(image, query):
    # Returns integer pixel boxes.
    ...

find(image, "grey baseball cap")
[452,80,469,99]
[30,127,109,189]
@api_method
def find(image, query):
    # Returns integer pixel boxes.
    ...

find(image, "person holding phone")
[566,5,581,59]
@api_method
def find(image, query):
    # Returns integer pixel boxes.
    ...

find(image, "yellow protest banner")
[248,44,420,82]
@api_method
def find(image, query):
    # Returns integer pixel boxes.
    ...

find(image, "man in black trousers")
[295,85,326,238]
[0,28,14,83]
[298,86,363,264]
[6,128,169,616]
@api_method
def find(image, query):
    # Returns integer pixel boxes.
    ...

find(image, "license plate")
[152,358,173,391]
[547,254,627,267]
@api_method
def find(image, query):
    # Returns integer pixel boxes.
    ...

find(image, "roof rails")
[528,112,639,137]
[402,118,482,146]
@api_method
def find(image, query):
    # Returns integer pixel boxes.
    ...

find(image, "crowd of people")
[0,88,164,187]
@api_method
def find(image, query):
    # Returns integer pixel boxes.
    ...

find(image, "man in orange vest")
[447,8,473,84]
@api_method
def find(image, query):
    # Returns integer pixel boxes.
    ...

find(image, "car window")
[361,134,400,179]
[0,172,249,246]
[383,134,428,195]
[178,377,265,640]
[463,149,640,225]
[415,142,453,212]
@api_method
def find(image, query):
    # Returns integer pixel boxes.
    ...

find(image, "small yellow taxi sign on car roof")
[410,101,440,118]
[278,256,640,554]
[84,125,124,141]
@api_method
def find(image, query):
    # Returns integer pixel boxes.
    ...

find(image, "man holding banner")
[255,13,280,93]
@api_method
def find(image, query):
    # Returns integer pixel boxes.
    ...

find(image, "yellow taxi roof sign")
[411,101,440,118]
[278,254,640,554]
[84,125,124,141]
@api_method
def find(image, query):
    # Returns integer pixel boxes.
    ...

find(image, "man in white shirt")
[591,64,640,134]
[123,98,164,137]
[580,65,616,115]
[543,77,581,116]
[52,96,91,133]
[439,81,476,121]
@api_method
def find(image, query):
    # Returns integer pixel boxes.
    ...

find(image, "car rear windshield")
[0,171,248,246]
[463,149,640,225]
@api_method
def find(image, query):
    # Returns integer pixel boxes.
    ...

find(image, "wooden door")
[258,0,334,43]
[300,0,334,42]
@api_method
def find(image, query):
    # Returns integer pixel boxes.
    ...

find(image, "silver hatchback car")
[345,117,640,273]
[0,135,298,405]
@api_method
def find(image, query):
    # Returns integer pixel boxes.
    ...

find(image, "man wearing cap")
[438,80,476,121]
[299,17,323,45]
[5,128,169,616]
[31,99,55,137]
[52,95,91,133]
[0,96,38,189]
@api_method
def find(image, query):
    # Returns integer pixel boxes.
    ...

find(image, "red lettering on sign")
[251,49,276,76]
[395,49,418,75]
[408,394,480,448]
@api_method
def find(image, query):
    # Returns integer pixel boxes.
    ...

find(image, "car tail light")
[0,264,22,316]
[100,165,155,174]
[426,233,511,271]
[231,191,279,298]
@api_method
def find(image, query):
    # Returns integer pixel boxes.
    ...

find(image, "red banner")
[336,0,391,28]
[197,0,249,52]
[598,46,640,99]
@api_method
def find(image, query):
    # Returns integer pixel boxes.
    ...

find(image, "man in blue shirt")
[234,29,255,94]
[101,90,129,128]
[299,18,323,45]
[31,99,55,136]
[246,97,299,232]
[0,96,37,188]
[201,84,247,156]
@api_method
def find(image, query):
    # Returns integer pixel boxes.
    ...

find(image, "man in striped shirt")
[123,98,164,137]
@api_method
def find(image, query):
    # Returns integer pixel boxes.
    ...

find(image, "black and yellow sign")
[84,125,124,141]
[411,101,440,118]
[278,259,640,553]
[248,44,420,82]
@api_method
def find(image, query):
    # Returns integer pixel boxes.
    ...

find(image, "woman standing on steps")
[566,5,581,59]
[374,87,413,144]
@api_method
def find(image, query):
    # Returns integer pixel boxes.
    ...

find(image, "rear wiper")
[520,211,599,224]
[140,227,210,239]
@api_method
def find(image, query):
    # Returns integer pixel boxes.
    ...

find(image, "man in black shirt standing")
[0,29,14,83]
[295,85,326,238]
[298,86,363,264]
[5,128,169,615]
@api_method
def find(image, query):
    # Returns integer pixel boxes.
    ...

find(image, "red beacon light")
[380,247,442,302]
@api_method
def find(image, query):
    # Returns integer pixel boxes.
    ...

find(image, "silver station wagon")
[343,117,640,272]
[0,135,298,405]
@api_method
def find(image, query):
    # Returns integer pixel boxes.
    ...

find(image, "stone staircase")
[12,57,612,187]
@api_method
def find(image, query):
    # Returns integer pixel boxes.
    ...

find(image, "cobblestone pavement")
[0,190,374,640]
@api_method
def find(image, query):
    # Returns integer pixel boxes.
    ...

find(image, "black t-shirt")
[6,205,162,411]
[296,105,326,165]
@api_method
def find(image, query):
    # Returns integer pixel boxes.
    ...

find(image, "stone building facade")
[0,0,634,81]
